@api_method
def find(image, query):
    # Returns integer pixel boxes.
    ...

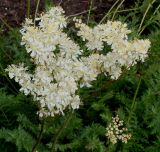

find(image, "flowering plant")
[106,115,131,144]
[6,6,150,118]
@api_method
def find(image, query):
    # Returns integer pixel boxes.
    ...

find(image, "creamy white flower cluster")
[106,115,131,144]
[75,18,150,79]
[6,7,150,117]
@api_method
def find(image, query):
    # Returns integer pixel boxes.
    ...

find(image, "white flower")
[6,7,150,117]
[106,115,131,144]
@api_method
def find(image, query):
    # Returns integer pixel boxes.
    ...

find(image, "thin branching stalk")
[87,0,94,25]
[111,0,126,21]
[127,77,142,125]
[138,0,156,34]
[116,7,139,13]
[27,0,31,18]
[68,7,97,18]
[99,0,120,24]
[51,111,73,152]
[34,0,40,26]
[0,20,19,41]
[0,18,13,31]
[31,120,45,152]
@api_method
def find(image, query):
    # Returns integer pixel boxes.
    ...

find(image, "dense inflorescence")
[106,115,131,144]
[6,6,150,117]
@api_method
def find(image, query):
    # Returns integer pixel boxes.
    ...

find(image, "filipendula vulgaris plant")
[5,6,150,137]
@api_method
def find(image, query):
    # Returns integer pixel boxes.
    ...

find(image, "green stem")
[116,7,139,13]
[127,77,142,125]
[152,3,160,16]
[87,0,94,25]
[100,7,139,24]
[99,0,120,24]
[112,0,126,21]
[139,3,160,35]
[27,0,31,18]
[0,18,13,31]
[34,0,40,26]
[50,111,73,152]
[31,120,45,152]
[138,0,156,34]
[0,18,19,39]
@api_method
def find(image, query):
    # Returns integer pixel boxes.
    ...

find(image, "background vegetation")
[0,0,160,151]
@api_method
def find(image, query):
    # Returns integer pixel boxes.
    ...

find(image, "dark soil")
[0,0,44,27]
[54,0,114,20]
[0,0,137,31]
[0,0,115,28]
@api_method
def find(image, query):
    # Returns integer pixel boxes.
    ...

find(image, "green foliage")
[0,0,160,151]
[0,127,35,152]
